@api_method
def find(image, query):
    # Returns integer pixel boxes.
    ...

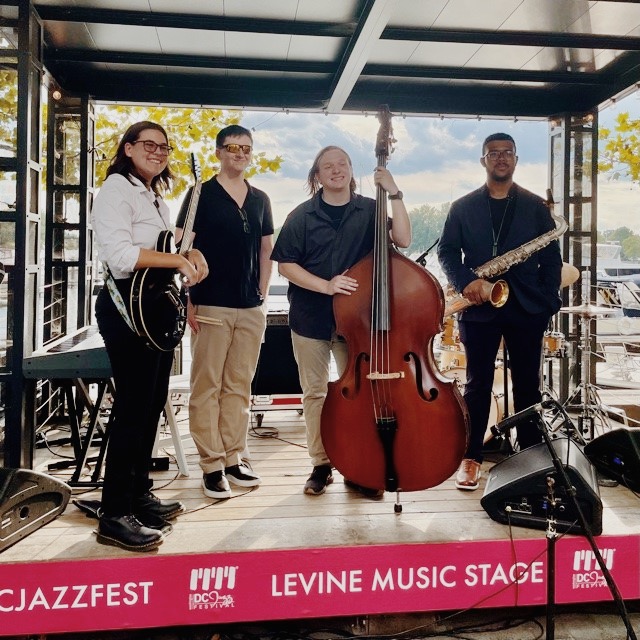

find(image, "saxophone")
[443,191,567,318]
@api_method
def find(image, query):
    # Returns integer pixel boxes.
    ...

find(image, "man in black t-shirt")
[176,125,274,500]
[271,145,410,496]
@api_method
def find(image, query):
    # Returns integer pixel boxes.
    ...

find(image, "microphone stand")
[495,403,637,640]
[414,238,439,267]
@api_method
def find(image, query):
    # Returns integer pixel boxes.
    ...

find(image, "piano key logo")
[188,566,238,610]
[571,549,615,589]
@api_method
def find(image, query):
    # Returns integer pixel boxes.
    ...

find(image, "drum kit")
[433,261,619,443]
[435,296,614,443]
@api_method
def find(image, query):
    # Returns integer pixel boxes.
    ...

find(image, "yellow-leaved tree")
[0,70,18,157]
[94,105,283,199]
[599,112,640,181]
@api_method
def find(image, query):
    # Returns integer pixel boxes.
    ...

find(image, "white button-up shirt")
[92,173,170,279]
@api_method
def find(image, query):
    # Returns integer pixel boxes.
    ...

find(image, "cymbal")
[559,302,614,317]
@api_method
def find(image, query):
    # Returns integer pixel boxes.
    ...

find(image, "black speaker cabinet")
[584,428,640,492]
[481,438,602,535]
[0,468,71,553]
[251,314,302,396]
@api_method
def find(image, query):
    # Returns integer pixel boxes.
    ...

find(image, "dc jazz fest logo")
[189,566,238,610]
[572,549,615,589]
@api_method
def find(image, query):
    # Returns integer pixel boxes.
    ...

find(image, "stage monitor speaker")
[584,428,640,492]
[251,313,302,396]
[481,438,602,535]
[0,468,71,553]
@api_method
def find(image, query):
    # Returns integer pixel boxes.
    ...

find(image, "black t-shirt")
[176,176,274,308]
[319,199,348,230]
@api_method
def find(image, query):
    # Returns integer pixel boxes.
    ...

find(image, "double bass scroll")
[320,106,468,494]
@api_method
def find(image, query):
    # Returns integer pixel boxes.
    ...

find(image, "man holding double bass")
[271,145,411,497]
[438,132,563,492]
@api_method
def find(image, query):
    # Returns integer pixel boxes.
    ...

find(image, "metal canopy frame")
[27,0,640,118]
[2,0,639,466]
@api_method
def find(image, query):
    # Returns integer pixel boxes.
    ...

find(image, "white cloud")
[598,180,640,231]
[221,101,640,235]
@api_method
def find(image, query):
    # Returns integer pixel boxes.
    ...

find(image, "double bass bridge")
[366,371,405,380]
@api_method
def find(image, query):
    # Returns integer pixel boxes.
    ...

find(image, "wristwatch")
[388,190,403,200]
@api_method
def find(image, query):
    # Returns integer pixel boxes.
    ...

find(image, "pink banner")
[0,535,637,636]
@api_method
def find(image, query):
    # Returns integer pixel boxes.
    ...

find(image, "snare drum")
[543,331,566,358]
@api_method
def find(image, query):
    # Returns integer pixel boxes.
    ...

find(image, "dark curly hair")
[105,121,173,194]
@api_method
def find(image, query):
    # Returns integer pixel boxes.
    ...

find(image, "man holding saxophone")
[437,133,563,491]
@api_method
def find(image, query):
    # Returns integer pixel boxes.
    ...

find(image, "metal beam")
[44,49,334,74]
[46,50,611,86]
[381,27,640,51]
[33,5,354,37]
[344,81,604,118]
[362,64,609,86]
[327,0,398,113]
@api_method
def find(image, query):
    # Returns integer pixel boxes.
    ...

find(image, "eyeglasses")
[222,143,252,155]
[238,208,250,234]
[483,149,516,161]
[132,140,173,155]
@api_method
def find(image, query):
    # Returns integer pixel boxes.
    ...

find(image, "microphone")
[490,399,554,439]
[415,238,440,267]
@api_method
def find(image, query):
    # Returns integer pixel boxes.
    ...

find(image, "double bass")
[320,106,468,494]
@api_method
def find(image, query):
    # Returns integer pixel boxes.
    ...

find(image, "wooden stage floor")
[1,407,639,637]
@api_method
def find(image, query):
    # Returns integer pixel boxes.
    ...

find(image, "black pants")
[458,297,550,462]
[95,287,174,516]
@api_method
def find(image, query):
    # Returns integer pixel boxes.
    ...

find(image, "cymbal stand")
[563,311,611,440]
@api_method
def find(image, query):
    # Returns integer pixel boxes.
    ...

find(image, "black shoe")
[133,491,184,520]
[74,498,172,534]
[135,511,174,535]
[225,463,261,487]
[97,514,163,552]
[202,471,231,499]
[304,465,333,495]
[344,478,384,499]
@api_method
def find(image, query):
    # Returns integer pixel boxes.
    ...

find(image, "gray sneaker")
[303,465,333,495]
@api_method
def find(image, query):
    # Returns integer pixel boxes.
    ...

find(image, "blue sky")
[236,92,640,233]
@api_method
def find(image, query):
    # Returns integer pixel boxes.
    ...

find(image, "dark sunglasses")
[238,208,250,234]
[222,143,252,155]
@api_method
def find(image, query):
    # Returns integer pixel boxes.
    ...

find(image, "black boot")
[97,514,163,552]
[133,491,184,520]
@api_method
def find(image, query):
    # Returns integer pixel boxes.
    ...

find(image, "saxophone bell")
[444,279,509,318]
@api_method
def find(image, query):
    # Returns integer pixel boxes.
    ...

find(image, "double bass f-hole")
[320,105,468,499]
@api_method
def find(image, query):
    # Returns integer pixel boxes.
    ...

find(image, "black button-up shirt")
[271,191,377,340]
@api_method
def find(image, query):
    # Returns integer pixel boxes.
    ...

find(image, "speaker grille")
[481,438,602,535]
[584,428,640,492]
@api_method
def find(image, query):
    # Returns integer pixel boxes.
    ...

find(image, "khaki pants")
[291,330,348,467]
[189,305,266,474]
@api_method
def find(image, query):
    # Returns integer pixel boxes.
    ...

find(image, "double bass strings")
[369,166,394,425]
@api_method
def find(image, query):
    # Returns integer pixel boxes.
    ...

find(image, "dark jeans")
[458,297,550,462]
[95,287,174,516]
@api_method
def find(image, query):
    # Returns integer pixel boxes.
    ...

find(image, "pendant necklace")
[488,197,510,258]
